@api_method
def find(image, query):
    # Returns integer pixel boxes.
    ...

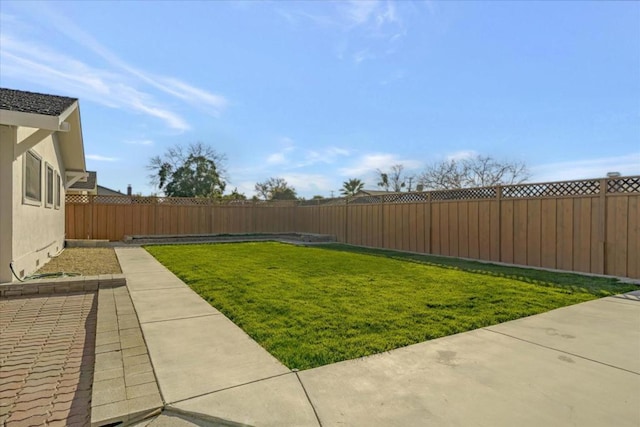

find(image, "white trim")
[15,128,53,161]
[0,101,78,132]
[55,172,61,209]
[45,163,54,208]
[23,150,42,206]
[65,170,88,189]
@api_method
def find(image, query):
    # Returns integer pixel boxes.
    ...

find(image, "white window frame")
[45,163,54,208]
[55,172,61,209]
[23,150,42,206]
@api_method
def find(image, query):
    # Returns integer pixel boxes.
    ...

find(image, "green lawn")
[145,242,635,370]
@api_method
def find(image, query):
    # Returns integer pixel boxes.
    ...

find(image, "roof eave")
[0,100,78,132]
[57,104,86,172]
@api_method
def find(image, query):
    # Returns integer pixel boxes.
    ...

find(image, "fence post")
[496,185,502,262]
[426,191,431,254]
[344,197,349,244]
[599,178,607,275]
[88,195,94,239]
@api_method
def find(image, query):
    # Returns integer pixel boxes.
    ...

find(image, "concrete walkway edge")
[115,246,640,427]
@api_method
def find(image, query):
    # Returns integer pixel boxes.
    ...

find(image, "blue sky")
[1,1,638,198]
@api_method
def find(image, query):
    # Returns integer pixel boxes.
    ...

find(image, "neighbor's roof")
[355,189,390,196]
[69,171,97,190]
[97,185,123,196]
[0,88,77,116]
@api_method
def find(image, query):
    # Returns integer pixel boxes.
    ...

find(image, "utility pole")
[407,176,414,192]
[330,190,335,198]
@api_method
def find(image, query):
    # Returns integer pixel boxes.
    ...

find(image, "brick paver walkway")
[0,292,97,427]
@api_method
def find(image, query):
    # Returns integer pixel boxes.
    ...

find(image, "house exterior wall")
[0,125,16,282]
[9,126,66,280]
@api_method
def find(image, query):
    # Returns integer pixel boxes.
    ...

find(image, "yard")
[145,242,635,370]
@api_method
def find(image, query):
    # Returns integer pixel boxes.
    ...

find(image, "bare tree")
[376,164,408,192]
[419,155,530,190]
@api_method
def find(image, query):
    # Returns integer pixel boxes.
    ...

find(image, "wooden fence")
[66,176,639,279]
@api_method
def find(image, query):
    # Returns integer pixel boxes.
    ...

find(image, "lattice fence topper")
[66,176,639,205]
[608,176,640,193]
[349,195,384,204]
[383,192,431,203]
[431,187,497,201]
[65,194,91,204]
[502,179,601,198]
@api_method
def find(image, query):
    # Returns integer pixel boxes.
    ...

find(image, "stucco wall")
[10,126,66,280]
[0,125,16,282]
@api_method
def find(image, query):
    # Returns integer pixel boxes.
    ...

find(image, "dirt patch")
[35,248,122,276]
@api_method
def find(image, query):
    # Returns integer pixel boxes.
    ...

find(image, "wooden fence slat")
[541,199,557,269]
[64,181,639,278]
[527,199,541,267]
[572,198,592,273]
[449,202,459,257]
[478,201,491,260]
[468,201,479,260]
[500,201,514,264]
[612,197,629,277]
[557,199,573,271]
[458,202,469,258]
[513,200,528,266]
[627,196,639,279]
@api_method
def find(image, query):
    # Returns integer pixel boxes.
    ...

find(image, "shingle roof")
[0,88,77,116]
[69,171,97,190]
[97,185,123,196]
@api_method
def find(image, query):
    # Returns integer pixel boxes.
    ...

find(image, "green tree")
[148,142,226,197]
[254,177,298,200]
[341,178,365,196]
[221,188,247,201]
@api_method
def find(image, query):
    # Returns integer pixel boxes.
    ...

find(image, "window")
[55,172,61,209]
[45,164,54,208]
[23,150,42,205]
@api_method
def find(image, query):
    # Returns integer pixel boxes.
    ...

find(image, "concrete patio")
[114,246,640,427]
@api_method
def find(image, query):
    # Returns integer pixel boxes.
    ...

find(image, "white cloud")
[233,181,257,198]
[266,138,296,164]
[0,10,227,130]
[265,137,350,168]
[124,139,154,146]
[339,153,422,177]
[40,8,228,115]
[344,1,379,27]
[531,153,640,182]
[154,77,228,115]
[446,150,478,162]
[353,49,374,63]
[297,146,351,167]
[342,1,399,29]
[267,153,288,165]
[281,173,335,195]
[278,136,296,147]
[0,35,191,131]
[277,1,405,64]
[87,154,118,162]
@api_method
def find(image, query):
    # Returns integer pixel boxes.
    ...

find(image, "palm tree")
[341,178,365,196]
